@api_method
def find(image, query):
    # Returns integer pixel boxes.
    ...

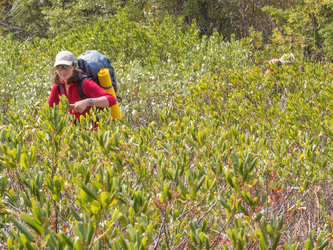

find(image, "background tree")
[263,0,333,61]
[0,0,299,41]
[1,0,333,60]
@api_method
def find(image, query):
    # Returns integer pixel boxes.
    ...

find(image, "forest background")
[2,0,333,60]
[1,0,333,249]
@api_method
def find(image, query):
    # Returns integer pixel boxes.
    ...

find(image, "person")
[264,53,296,110]
[265,53,296,74]
[47,51,117,125]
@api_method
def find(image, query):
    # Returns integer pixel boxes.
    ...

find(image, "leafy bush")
[1,0,301,44]
[263,0,333,60]
[1,10,333,249]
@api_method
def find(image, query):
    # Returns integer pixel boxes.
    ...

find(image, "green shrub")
[1,10,333,249]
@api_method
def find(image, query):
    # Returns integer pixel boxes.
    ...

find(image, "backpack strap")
[116,96,122,103]
[77,76,88,100]
[76,77,92,112]
[57,85,64,95]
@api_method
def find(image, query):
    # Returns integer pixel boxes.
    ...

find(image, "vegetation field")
[1,10,333,250]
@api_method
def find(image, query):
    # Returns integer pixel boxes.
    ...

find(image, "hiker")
[264,53,296,110]
[265,53,296,75]
[47,51,117,123]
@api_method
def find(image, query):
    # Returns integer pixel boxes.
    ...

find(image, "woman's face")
[56,65,75,83]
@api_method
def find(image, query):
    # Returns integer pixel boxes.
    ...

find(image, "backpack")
[58,50,121,102]
[77,50,117,93]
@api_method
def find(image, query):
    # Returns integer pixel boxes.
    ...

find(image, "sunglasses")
[55,65,73,70]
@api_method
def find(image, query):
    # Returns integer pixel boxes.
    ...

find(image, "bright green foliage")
[1,0,301,42]
[319,0,333,58]
[0,9,333,249]
[263,0,333,60]
[1,0,124,38]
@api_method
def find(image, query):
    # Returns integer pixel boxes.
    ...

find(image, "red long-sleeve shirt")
[47,79,117,120]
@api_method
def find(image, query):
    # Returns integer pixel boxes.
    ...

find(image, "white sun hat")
[54,51,75,67]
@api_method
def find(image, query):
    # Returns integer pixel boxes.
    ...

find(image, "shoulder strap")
[57,85,64,95]
[77,76,88,100]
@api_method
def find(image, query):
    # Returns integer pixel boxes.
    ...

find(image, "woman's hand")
[72,99,89,113]
[71,97,109,113]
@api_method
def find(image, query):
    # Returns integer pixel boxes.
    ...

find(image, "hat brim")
[54,60,73,67]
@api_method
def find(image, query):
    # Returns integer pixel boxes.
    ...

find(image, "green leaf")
[255,211,263,221]
[232,176,240,194]
[31,201,43,225]
[142,237,147,247]
[73,221,87,241]
[266,224,274,237]
[304,241,310,250]
[70,205,83,222]
[7,237,14,250]
[190,230,197,244]
[199,232,205,242]
[30,145,36,165]
[224,172,234,188]
[272,231,281,250]
[120,233,129,250]
[112,209,120,221]
[318,240,329,250]
[91,200,101,214]
[196,176,205,193]
[9,216,35,242]
[187,239,198,250]
[16,144,21,165]
[185,135,197,148]
[86,218,95,246]
[20,213,44,236]
[259,236,266,250]
[76,179,98,200]
[58,232,74,249]
[278,215,284,230]
[20,153,28,169]
[100,191,111,209]
[237,233,244,250]
[220,198,231,212]
[20,233,36,250]
[21,192,32,208]
[260,226,268,245]
[55,120,64,136]
[201,220,207,232]
[118,214,128,228]
[73,236,83,250]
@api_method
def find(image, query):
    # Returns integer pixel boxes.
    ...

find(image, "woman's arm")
[82,79,117,106]
[73,79,117,113]
[72,97,109,113]
[47,84,61,107]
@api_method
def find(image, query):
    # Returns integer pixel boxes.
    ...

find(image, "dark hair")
[52,63,82,86]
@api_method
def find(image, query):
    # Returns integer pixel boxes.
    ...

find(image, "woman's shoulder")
[82,77,97,84]
[81,77,99,88]
[51,82,64,90]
